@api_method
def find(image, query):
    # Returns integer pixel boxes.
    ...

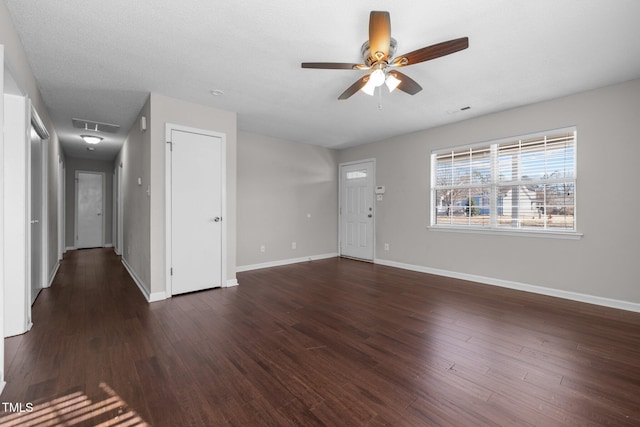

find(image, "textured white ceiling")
[5,0,640,160]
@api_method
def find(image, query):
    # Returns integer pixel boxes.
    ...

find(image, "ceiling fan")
[301,11,469,100]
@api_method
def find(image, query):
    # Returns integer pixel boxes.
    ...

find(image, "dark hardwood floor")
[2,248,640,426]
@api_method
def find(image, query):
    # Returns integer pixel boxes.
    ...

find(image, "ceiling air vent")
[72,118,120,133]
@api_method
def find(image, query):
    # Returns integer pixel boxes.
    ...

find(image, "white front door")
[169,128,223,295]
[340,160,375,260]
[76,171,104,249]
[30,127,43,304]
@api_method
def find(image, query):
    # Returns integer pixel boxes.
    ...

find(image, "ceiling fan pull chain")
[378,86,383,110]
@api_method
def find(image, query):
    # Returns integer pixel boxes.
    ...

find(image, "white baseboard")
[374,258,640,313]
[46,261,60,288]
[236,252,338,273]
[224,278,239,287]
[121,258,167,303]
[104,243,114,248]
[148,291,167,302]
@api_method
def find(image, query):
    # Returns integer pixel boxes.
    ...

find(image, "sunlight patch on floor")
[0,382,149,426]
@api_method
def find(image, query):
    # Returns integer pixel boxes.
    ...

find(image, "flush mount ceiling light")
[81,135,103,144]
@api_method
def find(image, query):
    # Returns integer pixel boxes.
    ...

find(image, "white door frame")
[338,158,376,261]
[1,46,5,392]
[165,123,228,297]
[74,170,106,249]
[29,103,50,302]
[58,156,65,260]
[116,161,124,256]
[112,170,117,253]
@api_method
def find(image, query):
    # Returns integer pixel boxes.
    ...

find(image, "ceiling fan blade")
[369,11,391,61]
[301,62,366,70]
[338,76,370,100]
[392,37,469,67]
[389,71,422,95]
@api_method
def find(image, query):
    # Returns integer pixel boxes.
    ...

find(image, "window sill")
[427,226,583,240]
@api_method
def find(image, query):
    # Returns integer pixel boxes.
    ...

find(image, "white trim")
[26,99,50,323]
[374,258,640,313]
[148,292,167,302]
[0,46,5,389]
[66,246,77,251]
[121,258,167,303]
[46,261,60,288]
[58,157,65,261]
[428,226,583,240]
[236,253,338,273]
[224,279,239,288]
[165,123,228,297]
[116,162,123,257]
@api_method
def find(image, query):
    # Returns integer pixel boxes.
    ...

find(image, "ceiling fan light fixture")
[81,134,103,144]
[385,73,401,92]
[369,69,386,87]
[361,68,386,96]
[361,79,376,96]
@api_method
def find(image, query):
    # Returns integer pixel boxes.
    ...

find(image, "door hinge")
[170,267,173,276]
[166,141,172,151]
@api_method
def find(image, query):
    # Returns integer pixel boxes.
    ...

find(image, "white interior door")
[340,160,375,260]
[169,129,223,295]
[76,171,104,249]
[30,127,43,304]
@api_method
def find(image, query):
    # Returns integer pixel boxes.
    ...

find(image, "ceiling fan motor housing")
[361,38,397,67]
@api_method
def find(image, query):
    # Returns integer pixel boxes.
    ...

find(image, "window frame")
[429,127,581,239]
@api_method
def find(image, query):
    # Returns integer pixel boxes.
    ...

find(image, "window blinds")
[432,128,576,231]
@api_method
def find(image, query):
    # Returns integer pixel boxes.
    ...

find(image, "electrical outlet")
[260,245,265,253]
[384,243,390,251]
[292,242,297,249]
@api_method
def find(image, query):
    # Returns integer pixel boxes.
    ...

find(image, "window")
[346,170,368,180]
[431,127,576,234]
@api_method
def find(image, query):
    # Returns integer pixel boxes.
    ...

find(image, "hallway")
[1,249,154,425]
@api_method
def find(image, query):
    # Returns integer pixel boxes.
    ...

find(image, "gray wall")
[237,131,338,267]
[65,157,115,248]
[115,96,151,289]
[117,94,237,298]
[338,78,640,305]
[1,0,63,280]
